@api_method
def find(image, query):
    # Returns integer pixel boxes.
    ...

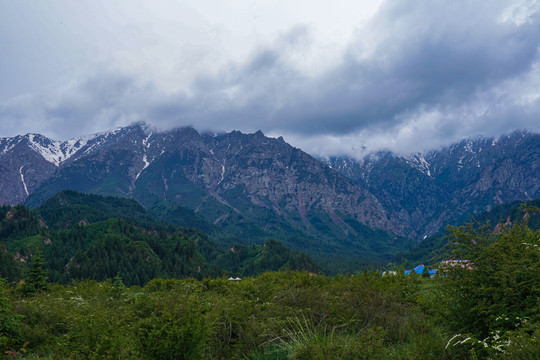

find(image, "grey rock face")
[1,124,538,243]
[0,134,58,205]
[325,131,540,238]
[6,124,397,238]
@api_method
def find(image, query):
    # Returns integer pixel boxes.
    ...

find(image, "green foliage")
[0,278,24,352]
[12,267,539,359]
[1,194,319,287]
[138,300,208,359]
[42,218,210,286]
[0,244,20,282]
[111,274,125,299]
[20,250,48,296]
[213,239,318,276]
[438,219,540,357]
[37,190,155,229]
[21,188,421,275]
[150,202,217,235]
[0,297,24,352]
[398,198,540,266]
[273,316,387,360]
[0,205,42,246]
[1,192,536,358]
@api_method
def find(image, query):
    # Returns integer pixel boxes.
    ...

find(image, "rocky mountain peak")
[325,130,540,239]
[1,124,538,252]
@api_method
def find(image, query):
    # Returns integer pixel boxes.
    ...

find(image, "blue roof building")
[402,264,437,277]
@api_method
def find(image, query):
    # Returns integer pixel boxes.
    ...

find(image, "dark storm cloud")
[142,0,540,143]
[1,0,539,155]
[245,0,540,136]
[0,71,163,139]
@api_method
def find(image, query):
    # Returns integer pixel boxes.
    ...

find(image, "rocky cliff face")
[2,124,401,249]
[325,131,540,238]
[199,130,394,232]
[0,134,58,205]
[2,124,538,246]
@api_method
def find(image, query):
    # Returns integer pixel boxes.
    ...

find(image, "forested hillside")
[0,215,537,359]
[3,125,537,272]
[0,192,318,285]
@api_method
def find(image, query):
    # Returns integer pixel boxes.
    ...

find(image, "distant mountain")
[0,124,154,205]
[395,198,540,266]
[1,123,538,268]
[325,130,540,239]
[1,123,409,269]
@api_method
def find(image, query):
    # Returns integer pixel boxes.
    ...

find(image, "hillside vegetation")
[0,192,318,286]
[0,209,538,358]
[395,199,540,266]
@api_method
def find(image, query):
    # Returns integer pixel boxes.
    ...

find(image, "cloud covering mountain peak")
[1,0,539,157]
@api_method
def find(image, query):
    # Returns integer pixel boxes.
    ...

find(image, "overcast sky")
[1,0,540,157]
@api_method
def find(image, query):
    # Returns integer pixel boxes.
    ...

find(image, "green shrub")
[439,219,540,357]
[137,301,208,360]
[0,296,24,352]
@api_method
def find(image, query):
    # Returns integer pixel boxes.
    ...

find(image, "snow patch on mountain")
[218,164,226,185]
[135,154,152,180]
[0,137,21,155]
[25,133,95,166]
[19,166,29,196]
[135,133,155,180]
[403,153,432,177]
[142,133,153,149]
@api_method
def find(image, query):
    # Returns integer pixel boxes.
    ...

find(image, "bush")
[0,296,24,352]
[138,308,208,359]
[439,219,540,356]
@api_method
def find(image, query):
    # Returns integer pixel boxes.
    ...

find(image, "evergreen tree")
[0,244,20,282]
[21,250,49,295]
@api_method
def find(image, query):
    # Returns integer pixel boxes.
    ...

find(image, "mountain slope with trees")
[325,130,540,239]
[395,198,540,265]
[0,192,318,285]
[1,212,537,359]
[1,124,538,268]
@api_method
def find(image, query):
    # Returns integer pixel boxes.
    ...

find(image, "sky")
[1,0,540,157]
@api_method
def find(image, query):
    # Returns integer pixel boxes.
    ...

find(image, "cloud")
[1,0,540,157]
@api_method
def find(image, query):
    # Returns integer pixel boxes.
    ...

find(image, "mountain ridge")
[1,123,538,264]
[325,130,540,238]
[1,124,410,269]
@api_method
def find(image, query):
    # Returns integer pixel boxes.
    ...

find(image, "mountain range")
[1,122,538,266]
[325,131,540,239]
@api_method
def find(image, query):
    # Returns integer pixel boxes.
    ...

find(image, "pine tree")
[21,250,49,295]
[111,274,125,299]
